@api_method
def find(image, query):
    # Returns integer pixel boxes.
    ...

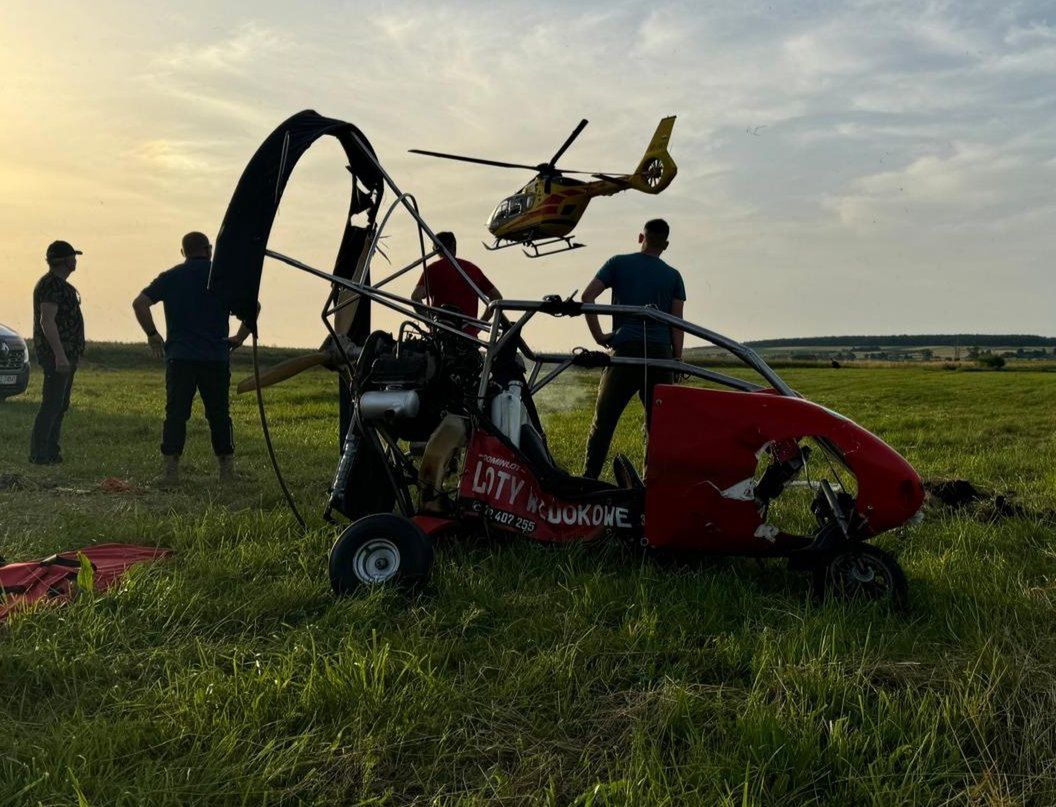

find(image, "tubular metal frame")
[260,134,799,405]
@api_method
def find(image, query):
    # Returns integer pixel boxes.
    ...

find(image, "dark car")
[0,323,31,400]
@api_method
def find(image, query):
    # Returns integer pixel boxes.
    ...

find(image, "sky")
[0,0,1053,350]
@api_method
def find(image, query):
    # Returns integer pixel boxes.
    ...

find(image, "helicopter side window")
[492,199,521,222]
[491,195,533,225]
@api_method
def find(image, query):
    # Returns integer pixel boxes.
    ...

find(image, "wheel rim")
[829,550,891,600]
[352,538,401,584]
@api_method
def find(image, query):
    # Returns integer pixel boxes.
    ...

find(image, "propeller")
[237,351,331,394]
[547,119,588,168]
[407,150,541,171]
[405,151,622,179]
[410,119,609,191]
[237,334,365,394]
[238,225,374,394]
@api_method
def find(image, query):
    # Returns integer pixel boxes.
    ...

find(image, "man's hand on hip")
[148,333,165,360]
[228,334,246,352]
[53,355,71,373]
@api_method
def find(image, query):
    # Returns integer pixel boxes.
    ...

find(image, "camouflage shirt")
[33,272,84,363]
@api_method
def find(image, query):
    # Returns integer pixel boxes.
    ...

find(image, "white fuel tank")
[490,382,528,448]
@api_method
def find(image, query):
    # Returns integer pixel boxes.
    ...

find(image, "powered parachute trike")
[209,111,924,606]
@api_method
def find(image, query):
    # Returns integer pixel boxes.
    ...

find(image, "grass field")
[1,346,1055,805]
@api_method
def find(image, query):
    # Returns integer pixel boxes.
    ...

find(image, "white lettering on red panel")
[468,455,630,530]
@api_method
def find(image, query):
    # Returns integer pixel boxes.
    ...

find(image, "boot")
[158,455,180,487]
[218,454,236,484]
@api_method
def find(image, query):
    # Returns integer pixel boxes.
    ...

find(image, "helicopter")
[410,116,677,258]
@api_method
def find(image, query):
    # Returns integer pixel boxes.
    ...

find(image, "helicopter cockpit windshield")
[488,193,535,227]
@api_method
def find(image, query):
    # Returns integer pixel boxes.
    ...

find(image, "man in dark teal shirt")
[132,232,252,485]
[581,219,686,479]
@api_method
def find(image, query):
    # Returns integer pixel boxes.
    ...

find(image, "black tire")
[813,543,908,609]
[329,513,433,595]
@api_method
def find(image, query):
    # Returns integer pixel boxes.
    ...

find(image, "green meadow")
[1,345,1055,805]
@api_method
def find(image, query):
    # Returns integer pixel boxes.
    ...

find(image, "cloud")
[4,0,1056,344]
[823,138,1054,230]
[133,139,229,173]
[155,22,291,75]
[1004,21,1056,47]
[633,8,692,57]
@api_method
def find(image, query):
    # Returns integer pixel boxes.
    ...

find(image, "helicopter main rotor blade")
[408,149,539,171]
[547,119,589,168]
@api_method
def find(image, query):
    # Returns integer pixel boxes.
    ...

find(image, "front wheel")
[813,543,907,609]
[329,514,433,596]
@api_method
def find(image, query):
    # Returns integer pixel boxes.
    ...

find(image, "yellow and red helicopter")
[410,116,677,257]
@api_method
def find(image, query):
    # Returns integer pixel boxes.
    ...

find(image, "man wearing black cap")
[29,240,86,464]
[132,231,253,485]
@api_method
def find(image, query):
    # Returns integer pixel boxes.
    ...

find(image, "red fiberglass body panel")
[644,385,923,552]
[458,432,634,542]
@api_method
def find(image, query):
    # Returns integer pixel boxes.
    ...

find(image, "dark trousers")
[162,360,234,457]
[583,344,673,479]
[29,361,77,461]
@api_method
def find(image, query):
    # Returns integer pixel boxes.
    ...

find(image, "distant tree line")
[747,334,1056,348]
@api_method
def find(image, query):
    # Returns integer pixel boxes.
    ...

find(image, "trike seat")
[515,422,617,497]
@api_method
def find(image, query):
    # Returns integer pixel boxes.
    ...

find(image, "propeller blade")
[333,287,360,339]
[408,149,539,171]
[334,238,373,336]
[237,351,331,394]
[548,119,588,168]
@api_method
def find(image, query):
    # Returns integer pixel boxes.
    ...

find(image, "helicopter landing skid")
[482,236,585,259]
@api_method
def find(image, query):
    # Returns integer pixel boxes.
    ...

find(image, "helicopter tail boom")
[626,116,677,195]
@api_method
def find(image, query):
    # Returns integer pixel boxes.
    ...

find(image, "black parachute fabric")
[209,110,385,331]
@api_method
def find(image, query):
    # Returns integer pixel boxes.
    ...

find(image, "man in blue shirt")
[132,232,252,485]
[580,219,686,479]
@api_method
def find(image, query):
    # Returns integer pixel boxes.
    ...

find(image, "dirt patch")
[924,479,1055,523]
[0,474,138,496]
[924,479,988,508]
[97,477,139,494]
[0,473,34,491]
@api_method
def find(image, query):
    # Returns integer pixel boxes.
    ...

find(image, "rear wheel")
[329,514,433,595]
[813,543,907,609]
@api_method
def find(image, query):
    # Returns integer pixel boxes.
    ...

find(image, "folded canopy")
[209,110,385,331]
[0,544,171,621]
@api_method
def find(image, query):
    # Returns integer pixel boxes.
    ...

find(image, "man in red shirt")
[411,232,501,335]
[412,232,501,512]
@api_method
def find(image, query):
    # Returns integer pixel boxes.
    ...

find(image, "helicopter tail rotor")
[626,116,678,194]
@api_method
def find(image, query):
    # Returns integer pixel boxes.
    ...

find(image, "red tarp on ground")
[0,544,171,621]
